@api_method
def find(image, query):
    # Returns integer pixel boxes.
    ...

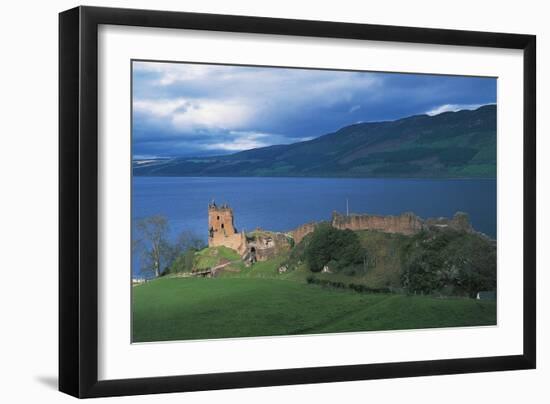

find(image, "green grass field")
[132,276,496,342]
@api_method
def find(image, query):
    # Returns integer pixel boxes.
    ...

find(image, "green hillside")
[133,105,496,178]
[133,227,496,342]
[132,277,496,342]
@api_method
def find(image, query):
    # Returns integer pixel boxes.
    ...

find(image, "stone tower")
[207,201,248,254]
[208,201,240,247]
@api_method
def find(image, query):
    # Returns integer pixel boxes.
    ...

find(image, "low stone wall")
[331,211,424,235]
[289,211,474,244]
[291,222,319,244]
[290,212,423,244]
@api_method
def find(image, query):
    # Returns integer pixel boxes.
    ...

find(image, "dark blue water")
[132,177,496,276]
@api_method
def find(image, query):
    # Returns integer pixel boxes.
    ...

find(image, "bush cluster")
[400,229,496,297]
[304,223,366,273]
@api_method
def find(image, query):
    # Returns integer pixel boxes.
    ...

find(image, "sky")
[132,61,496,159]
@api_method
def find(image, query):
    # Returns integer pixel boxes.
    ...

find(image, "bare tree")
[135,215,170,278]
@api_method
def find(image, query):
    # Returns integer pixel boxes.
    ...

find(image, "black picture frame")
[59,5,536,398]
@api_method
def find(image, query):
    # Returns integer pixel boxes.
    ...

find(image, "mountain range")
[133,104,496,178]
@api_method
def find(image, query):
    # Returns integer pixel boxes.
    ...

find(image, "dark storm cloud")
[132,61,496,158]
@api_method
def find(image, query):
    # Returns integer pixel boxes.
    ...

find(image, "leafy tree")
[304,224,365,273]
[401,229,496,297]
[446,235,496,297]
[169,249,197,274]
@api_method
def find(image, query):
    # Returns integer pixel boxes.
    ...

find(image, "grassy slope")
[193,246,242,270]
[132,277,496,342]
[313,230,407,289]
[134,230,496,342]
[185,232,407,288]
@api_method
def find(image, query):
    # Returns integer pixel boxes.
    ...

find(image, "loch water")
[132,176,496,276]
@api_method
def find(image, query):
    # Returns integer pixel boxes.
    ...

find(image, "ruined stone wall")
[331,211,424,235]
[424,212,473,233]
[289,211,474,244]
[291,222,319,244]
[248,232,292,261]
[206,202,475,262]
[209,231,248,255]
[290,212,425,244]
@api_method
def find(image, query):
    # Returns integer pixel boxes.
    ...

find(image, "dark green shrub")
[401,229,496,297]
[170,248,198,273]
[304,224,365,273]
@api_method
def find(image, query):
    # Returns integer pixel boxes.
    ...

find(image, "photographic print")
[131,61,497,343]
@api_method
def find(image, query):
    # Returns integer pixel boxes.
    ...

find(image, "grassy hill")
[133,228,496,342]
[133,105,496,178]
[132,277,495,342]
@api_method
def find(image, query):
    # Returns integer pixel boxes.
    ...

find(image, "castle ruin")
[290,211,474,244]
[208,201,476,262]
[332,211,423,235]
[208,201,292,263]
[208,202,247,255]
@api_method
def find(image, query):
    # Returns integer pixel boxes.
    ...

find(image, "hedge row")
[306,276,392,294]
